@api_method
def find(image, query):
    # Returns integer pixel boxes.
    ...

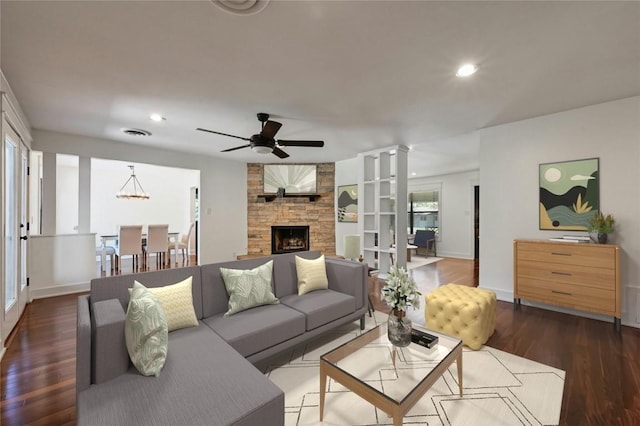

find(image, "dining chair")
[114,225,144,272]
[168,222,194,265]
[413,230,437,257]
[96,245,116,271]
[144,224,169,269]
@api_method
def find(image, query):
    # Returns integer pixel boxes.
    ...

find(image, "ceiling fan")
[196,113,324,159]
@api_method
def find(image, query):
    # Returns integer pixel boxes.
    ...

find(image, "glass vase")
[387,309,412,347]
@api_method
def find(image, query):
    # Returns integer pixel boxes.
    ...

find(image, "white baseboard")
[30,282,90,300]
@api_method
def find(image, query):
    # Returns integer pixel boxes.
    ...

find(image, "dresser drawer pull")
[551,271,572,276]
[552,290,572,296]
[551,252,571,256]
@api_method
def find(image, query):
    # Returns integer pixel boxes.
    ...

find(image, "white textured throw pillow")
[125,282,168,377]
[132,277,199,332]
[296,255,329,295]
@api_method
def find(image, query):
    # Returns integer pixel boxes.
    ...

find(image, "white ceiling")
[2,1,639,177]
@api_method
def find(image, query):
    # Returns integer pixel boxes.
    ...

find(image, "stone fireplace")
[246,163,335,257]
[271,226,310,254]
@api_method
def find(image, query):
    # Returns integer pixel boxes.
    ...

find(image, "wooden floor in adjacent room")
[2,257,639,425]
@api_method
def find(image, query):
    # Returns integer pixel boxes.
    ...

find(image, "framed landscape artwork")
[539,158,599,230]
[263,165,317,194]
[337,184,358,222]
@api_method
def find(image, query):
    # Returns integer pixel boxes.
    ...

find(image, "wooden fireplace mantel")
[257,193,320,202]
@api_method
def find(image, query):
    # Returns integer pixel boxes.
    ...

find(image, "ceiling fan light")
[456,63,478,77]
[252,145,273,154]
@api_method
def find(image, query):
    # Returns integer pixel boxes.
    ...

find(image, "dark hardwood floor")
[2,257,639,425]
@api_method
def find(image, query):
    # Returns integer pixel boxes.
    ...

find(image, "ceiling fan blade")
[196,128,250,141]
[261,121,282,139]
[277,140,324,148]
[272,147,290,158]
[221,144,251,152]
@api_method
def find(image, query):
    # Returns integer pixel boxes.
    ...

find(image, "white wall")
[479,96,640,327]
[408,170,479,259]
[56,156,79,234]
[90,159,198,239]
[334,157,359,256]
[32,129,248,267]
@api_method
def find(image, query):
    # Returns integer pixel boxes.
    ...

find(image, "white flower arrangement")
[380,265,421,312]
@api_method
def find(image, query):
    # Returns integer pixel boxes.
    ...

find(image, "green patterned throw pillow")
[220,260,279,316]
[125,281,169,377]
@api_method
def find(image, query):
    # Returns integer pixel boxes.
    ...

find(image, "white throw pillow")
[296,255,329,295]
[133,277,198,332]
[125,282,168,377]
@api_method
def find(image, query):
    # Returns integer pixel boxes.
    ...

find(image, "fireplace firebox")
[271,226,310,254]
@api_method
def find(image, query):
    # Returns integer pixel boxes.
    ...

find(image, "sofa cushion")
[90,266,204,319]
[77,325,284,426]
[125,282,168,377]
[220,260,279,316]
[133,276,198,332]
[295,254,329,295]
[204,304,305,358]
[280,290,356,331]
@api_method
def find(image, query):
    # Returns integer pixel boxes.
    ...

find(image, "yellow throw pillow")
[295,255,329,295]
[133,277,198,332]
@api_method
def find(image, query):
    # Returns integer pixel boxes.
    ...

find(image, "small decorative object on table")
[381,265,421,347]
[588,211,615,244]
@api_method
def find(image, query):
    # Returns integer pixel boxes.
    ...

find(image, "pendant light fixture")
[116,165,150,199]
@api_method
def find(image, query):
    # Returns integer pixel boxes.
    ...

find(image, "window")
[408,190,439,237]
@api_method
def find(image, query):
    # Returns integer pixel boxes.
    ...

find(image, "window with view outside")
[408,191,439,238]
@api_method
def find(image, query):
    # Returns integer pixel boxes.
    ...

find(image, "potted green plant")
[588,212,615,244]
[381,265,421,347]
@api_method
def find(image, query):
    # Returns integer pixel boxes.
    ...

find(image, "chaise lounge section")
[76,251,368,425]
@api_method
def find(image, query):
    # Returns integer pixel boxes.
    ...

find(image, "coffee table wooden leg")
[456,353,463,396]
[319,364,327,421]
[393,412,403,426]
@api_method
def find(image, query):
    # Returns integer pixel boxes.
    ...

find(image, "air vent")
[210,0,269,15]
[122,128,152,137]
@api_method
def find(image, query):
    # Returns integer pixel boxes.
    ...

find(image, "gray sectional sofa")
[76,251,368,425]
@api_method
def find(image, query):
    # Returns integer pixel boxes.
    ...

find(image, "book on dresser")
[513,239,621,331]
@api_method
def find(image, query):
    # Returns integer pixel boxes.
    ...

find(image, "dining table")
[99,232,180,272]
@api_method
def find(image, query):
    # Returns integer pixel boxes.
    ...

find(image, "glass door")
[3,118,29,338]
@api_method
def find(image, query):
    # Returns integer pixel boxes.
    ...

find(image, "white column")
[78,157,91,233]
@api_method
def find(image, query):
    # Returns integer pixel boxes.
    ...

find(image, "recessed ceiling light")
[149,113,166,122]
[456,63,478,77]
[411,172,417,176]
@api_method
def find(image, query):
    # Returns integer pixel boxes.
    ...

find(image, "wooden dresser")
[513,239,621,330]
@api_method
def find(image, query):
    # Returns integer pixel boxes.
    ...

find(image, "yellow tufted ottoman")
[425,283,496,350]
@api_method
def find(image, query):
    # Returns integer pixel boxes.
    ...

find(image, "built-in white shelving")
[357,145,408,278]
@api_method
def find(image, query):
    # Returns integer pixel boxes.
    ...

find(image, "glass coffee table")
[319,323,462,426]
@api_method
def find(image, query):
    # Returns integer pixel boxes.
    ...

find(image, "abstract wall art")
[263,165,316,194]
[337,184,358,222]
[539,158,599,230]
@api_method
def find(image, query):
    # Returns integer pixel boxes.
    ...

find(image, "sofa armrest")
[325,258,367,310]
[91,298,130,384]
[77,295,92,393]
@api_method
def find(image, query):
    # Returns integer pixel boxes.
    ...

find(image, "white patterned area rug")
[407,256,443,270]
[258,312,565,426]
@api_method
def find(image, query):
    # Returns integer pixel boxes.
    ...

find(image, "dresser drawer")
[516,241,615,269]
[516,278,616,315]
[516,259,616,290]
